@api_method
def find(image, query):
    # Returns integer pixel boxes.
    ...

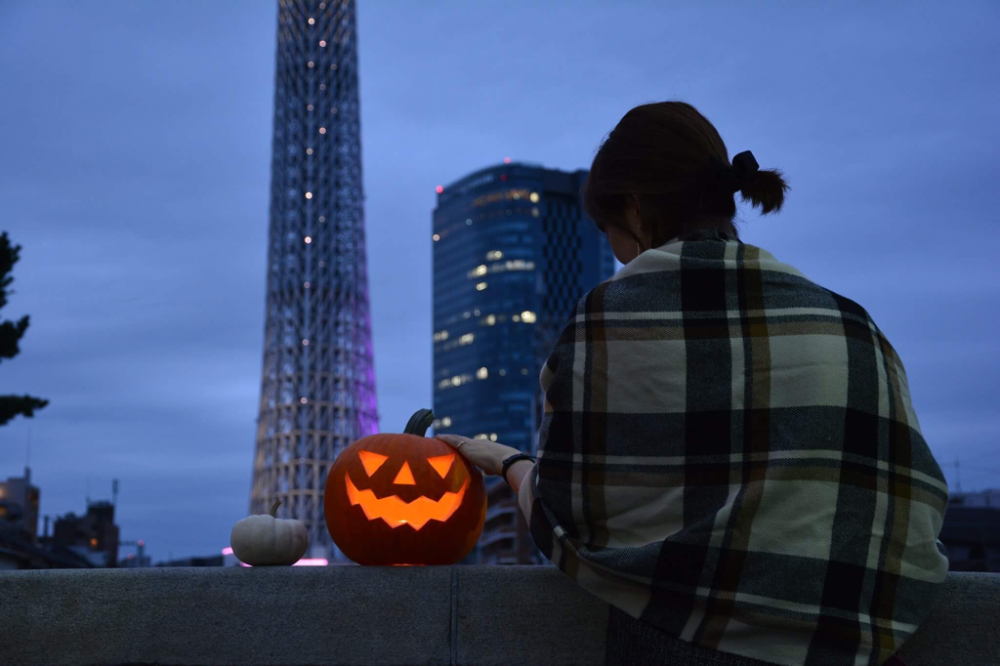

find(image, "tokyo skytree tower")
[249,0,378,561]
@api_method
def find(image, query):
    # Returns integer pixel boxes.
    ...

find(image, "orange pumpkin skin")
[324,409,487,565]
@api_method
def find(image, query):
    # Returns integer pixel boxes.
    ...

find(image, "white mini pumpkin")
[230,499,309,566]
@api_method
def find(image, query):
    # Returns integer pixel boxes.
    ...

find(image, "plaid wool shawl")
[517,229,950,666]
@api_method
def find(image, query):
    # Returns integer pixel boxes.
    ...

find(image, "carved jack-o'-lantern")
[324,409,487,565]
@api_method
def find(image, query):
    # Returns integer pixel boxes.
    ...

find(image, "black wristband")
[501,453,536,487]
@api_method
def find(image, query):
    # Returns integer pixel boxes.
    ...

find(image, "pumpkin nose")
[393,462,416,485]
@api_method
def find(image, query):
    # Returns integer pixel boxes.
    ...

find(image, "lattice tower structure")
[249,0,378,561]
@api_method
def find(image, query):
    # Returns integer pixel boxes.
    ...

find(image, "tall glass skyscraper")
[432,163,615,564]
[249,0,378,562]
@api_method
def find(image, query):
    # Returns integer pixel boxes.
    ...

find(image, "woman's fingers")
[436,435,493,473]
[435,434,466,448]
[434,435,523,477]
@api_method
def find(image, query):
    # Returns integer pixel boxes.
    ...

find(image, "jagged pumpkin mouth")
[345,473,469,530]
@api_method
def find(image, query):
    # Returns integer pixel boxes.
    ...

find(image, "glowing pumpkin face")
[324,409,487,565]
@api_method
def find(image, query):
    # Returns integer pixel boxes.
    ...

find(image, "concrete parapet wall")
[1,566,996,665]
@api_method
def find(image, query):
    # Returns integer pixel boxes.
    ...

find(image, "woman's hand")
[435,434,521,476]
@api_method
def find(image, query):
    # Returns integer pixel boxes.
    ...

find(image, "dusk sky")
[1,1,997,562]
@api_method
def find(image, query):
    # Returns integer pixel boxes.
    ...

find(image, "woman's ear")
[627,194,641,219]
[624,198,647,244]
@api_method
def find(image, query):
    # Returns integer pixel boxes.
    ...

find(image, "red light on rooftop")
[504,157,511,164]
[500,174,507,181]
[138,540,144,546]
[435,185,444,193]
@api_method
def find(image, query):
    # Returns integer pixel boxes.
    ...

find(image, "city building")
[153,554,220,568]
[0,530,96,570]
[157,555,222,567]
[49,500,121,567]
[248,0,378,563]
[119,552,154,568]
[156,554,222,567]
[941,489,1000,572]
[939,505,1000,572]
[118,549,152,569]
[0,467,40,543]
[432,163,616,564]
[949,488,1000,508]
[116,538,149,567]
[0,468,103,570]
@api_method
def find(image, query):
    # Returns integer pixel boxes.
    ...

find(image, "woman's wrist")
[505,459,534,494]
[491,444,522,475]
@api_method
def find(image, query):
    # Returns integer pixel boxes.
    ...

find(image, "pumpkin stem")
[403,409,435,436]
[269,499,282,517]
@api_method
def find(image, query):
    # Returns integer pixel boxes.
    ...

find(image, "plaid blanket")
[517,228,949,666]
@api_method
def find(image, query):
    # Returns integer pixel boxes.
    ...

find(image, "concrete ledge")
[0,566,996,665]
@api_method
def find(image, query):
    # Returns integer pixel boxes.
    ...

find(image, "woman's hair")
[582,101,789,247]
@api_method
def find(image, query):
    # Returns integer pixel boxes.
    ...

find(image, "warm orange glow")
[358,450,388,476]
[345,474,469,530]
[427,454,454,478]
[89,538,98,547]
[393,462,416,485]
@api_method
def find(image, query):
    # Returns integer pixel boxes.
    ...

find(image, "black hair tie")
[708,151,759,192]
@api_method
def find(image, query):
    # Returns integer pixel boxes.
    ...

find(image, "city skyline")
[0,1,997,562]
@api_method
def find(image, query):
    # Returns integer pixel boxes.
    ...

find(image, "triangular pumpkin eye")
[358,450,388,476]
[427,453,455,478]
